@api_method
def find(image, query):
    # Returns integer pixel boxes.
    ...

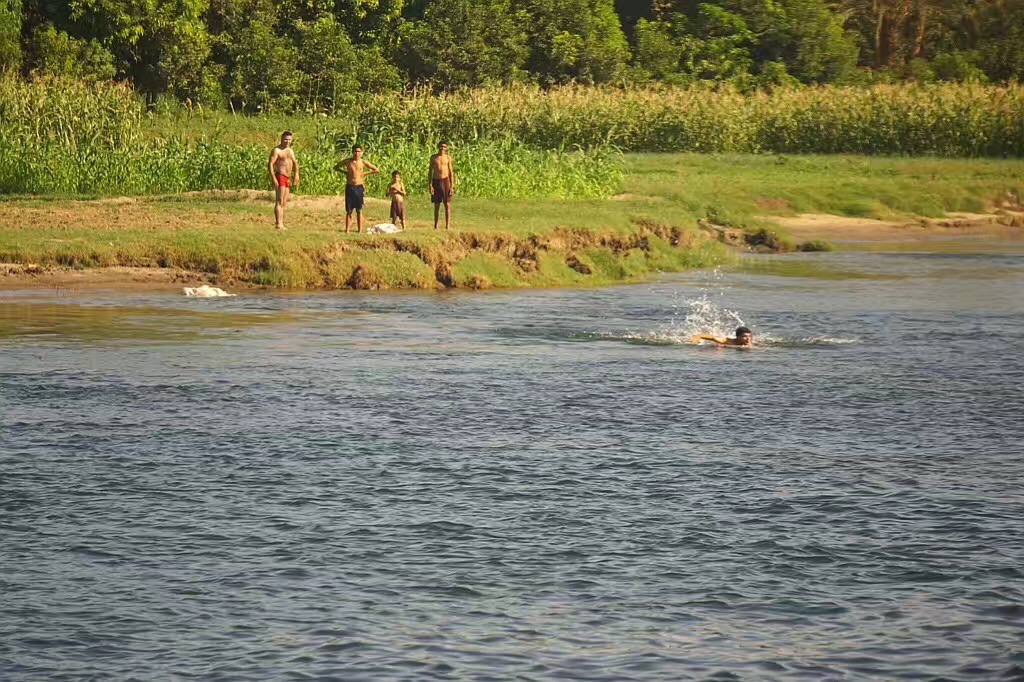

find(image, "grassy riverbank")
[3,154,1023,290]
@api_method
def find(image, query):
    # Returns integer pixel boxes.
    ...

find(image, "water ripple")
[2,249,1024,680]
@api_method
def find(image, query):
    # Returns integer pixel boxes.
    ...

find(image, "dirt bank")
[772,210,1024,242]
[0,219,724,291]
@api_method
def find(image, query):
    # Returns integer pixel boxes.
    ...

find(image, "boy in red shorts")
[268,131,299,231]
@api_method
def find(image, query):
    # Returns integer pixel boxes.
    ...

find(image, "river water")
[2,240,1023,680]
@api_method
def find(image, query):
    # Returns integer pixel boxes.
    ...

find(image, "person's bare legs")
[444,199,451,230]
[434,203,441,230]
[275,185,289,230]
[345,210,352,234]
[356,210,363,233]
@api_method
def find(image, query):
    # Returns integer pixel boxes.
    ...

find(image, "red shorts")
[275,173,291,189]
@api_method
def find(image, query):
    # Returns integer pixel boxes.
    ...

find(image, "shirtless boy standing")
[340,145,380,234]
[428,141,456,230]
[268,131,299,231]
[386,171,407,230]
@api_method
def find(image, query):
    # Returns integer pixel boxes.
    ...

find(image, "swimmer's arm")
[292,154,299,185]
[690,334,729,345]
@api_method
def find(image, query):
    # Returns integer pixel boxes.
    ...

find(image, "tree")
[334,0,405,47]
[68,0,213,97]
[942,0,1024,81]
[633,0,858,84]
[752,0,859,82]
[397,0,529,89]
[295,15,401,111]
[0,0,19,73]
[33,25,116,80]
[633,18,682,80]
[524,0,631,84]
[224,18,301,111]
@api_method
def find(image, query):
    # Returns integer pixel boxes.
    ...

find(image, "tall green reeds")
[0,78,622,198]
[343,84,1024,156]
[174,83,1024,156]
[4,77,1024,198]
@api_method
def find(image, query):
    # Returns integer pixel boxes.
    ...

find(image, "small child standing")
[386,171,407,230]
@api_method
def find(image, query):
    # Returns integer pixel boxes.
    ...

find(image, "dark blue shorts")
[345,184,365,212]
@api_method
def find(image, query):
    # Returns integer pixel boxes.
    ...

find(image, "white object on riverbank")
[184,285,235,297]
[368,223,402,234]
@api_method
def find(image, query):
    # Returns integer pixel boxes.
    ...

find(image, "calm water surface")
[2,242,1023,681]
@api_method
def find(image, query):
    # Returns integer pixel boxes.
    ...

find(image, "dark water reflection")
[2,242,1023,680]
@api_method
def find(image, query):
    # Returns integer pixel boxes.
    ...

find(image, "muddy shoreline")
[3,211,1021,292]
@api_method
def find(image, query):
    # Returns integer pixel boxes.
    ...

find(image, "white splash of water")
[620,294,747,345]
[606,271,860,347]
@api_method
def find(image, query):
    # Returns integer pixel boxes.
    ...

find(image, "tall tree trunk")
[875,0,891,67]
[911,0,927,59]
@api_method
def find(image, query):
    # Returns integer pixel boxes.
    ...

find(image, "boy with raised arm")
[339,144,380,234]
[268,131,299,231]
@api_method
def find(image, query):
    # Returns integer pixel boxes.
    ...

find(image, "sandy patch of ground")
[612,193,664,202]
[0,264,220,292]
[0,193,394,233]
[173,189,389,211]
[772,211,1024,241]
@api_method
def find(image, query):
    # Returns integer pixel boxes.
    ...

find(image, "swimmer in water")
[691,326,754,347]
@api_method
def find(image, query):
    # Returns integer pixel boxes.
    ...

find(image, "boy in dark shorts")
[339,144,380,234]
[386,170,407,230]
[428,141,455,230]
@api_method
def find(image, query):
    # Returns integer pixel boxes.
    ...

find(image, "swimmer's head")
[392,170,401,179]
[735,326,753,345]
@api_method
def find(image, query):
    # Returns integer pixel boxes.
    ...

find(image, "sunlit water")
[2,242,1023,680]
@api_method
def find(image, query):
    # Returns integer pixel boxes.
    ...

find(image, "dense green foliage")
[5,0,1023,111]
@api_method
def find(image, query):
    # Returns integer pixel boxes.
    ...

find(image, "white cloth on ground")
[367,223,403,234]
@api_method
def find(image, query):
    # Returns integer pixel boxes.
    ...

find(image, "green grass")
[2,153,1023,290]
[621,153,1024,223]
